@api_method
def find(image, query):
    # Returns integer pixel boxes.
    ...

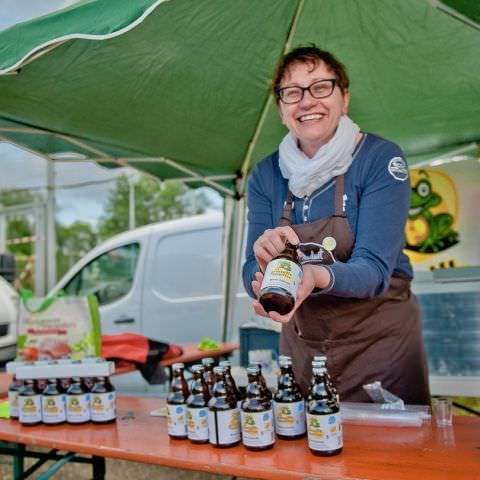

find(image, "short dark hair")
[271,45,350,103]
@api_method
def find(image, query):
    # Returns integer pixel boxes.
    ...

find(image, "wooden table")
[0,396,479,480]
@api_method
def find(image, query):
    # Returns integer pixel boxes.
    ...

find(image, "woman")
[242,45,430,405]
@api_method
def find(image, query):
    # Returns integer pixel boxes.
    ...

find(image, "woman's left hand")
[251,264,323,323]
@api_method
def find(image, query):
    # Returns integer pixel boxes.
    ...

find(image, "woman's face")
[278,60,350,158]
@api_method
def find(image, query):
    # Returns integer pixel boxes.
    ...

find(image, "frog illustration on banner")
[405,169,459,256]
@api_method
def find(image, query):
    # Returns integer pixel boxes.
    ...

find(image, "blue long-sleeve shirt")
[242,133,413,299]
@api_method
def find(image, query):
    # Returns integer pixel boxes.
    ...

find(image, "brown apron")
[279,175,431,405]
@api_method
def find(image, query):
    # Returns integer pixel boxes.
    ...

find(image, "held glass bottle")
[18,379,42,425]
[249,361,273,401]
[259,242,303,315]
[42,378,67,425]
[207,366,241,448]
[241,366,275,451]
[90,376,117,424]
[273,357,306,439]
[219,360,243,408]
[186,365,210,444]
[8,375,23,420]
[306,366,343,456]
[167,363,189,439]
[201,357,216,395]
[66,377,91,424]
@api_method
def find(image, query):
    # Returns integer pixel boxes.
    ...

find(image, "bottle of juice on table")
[18,379,42,426]
[186,364,211,444]
[66,377,91,424]
[42,378,67,425]
[167,363,189,439]
[90,376,116,424]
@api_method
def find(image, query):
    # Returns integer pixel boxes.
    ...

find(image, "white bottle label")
[273,400,306,436]
[241,409,275,447]
[167,404,187,436]
[261,258,302,297]
[18,395,42,424]
[42,394,66,423]
[8,391,19,417]
[67,394,91,423]
[187,407,209,441]
[208,408,241,445]
[91,392,116,422]
[306,412,343,452]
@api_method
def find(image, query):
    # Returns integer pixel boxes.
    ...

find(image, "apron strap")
[279,190,294,226]
[334,175,346,217]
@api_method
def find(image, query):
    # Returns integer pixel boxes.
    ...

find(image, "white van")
[0,275,19,363]
[51,212,252,345]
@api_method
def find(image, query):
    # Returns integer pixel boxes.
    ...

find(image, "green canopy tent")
[0,0,479,341]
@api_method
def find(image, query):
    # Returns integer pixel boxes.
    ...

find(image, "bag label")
[42,394,67,423]
[306,412,343,451]
[241,409,275,447]
[19,395,42,423]
[67,393,91,423]
[91,392,116,422]
[262,258,302,297]
[208,409,241,445]
[273,400,306,436]
[187,407,209,440]
[167,404,187,436]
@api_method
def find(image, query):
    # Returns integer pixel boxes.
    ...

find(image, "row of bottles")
[167,355,342,456]
[8,376,116,425]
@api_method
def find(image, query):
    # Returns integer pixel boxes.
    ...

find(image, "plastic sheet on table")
[340,402,431,427]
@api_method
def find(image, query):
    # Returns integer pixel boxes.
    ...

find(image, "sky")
[0,0,221,227]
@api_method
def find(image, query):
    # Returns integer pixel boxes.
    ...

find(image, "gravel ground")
[0,451,251,479]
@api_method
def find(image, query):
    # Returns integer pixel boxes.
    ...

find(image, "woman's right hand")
[253,226,300,273]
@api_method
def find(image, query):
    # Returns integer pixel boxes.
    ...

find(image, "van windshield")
[63,243,140,305]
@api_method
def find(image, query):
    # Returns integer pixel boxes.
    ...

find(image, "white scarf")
[279,115,360,198]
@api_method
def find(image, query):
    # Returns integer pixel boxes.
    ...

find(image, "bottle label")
[273,400,306,436]
[67,394,91,423]
[91,392,116,422]
[187,407,209,440]
[262,258,302,297]
[208,408,241,445]
[241,409,275,447]
[19,395,42,424]
[306,412,343,452]
[8,391,19,417]
[42,394,67,423]
[167,404,187,436]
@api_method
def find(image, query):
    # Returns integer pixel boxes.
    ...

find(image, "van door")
[142,225,223,344]
[62,242,143,335]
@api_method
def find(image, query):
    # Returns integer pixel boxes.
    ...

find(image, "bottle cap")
[279,358,292,366]
[191,364,204,373]
[219,360,231,368]
[312,360,326,368]
[313,355,327,362]
[312,367,327,375]
[172,363,185,370]
[246,366,260,375]
[213,366,225,375]
[201,357,215,365]
[278,355,291,362]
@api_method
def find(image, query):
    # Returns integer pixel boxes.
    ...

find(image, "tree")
[0,189,40,290]
[97,175,209,240]
[56,221,98,279]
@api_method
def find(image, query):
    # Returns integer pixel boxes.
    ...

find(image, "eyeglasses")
[276,79,337,104]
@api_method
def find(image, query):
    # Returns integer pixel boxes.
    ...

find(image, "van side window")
[63,243,140,305]
[153,228,222,297]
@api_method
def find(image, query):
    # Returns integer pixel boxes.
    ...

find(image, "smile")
[409,206,422,216]
[298,113,324,122]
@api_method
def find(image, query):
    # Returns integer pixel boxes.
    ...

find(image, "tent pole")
[220,191,246,343]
